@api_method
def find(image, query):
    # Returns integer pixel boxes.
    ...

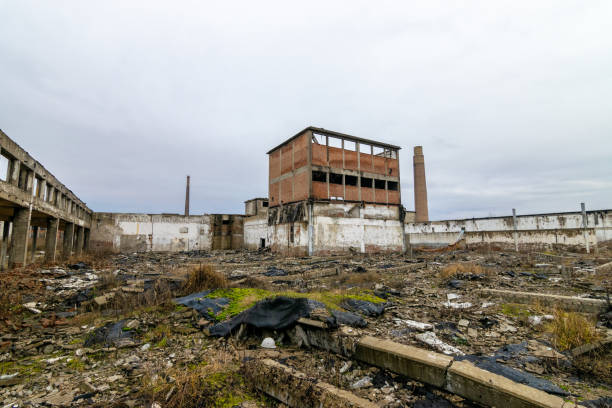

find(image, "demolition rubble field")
[1,246,611,407]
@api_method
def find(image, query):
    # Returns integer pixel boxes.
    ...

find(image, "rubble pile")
[0,247,610,407]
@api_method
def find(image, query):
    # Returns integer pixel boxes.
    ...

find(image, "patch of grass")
[181,264,228,295]
[66,358,86,372]
[144,323,172,344]
[0,359,44,376]
[140,353,260,408]
[206,287,386,321]
[573,348,612,383]
[501,303,532,318]
[548,309,599,351]
[156,337,168,348]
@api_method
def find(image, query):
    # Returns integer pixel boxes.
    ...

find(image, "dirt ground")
[1,245,611,407]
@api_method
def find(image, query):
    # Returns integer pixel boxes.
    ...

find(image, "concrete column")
[30,226,39,262]
[307,202,314,256]
[62,222,75,259]
[45,218,59,262]
[8,207,31,268]
[581,203,590,254]
[512,209,518,252]
[83,228,90,252]
[413,146,429,222]
[75,225,85,256]
[9,159,20,186]
[0,221,10,270]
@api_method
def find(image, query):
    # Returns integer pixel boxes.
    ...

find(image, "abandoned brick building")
[246,127,417,255]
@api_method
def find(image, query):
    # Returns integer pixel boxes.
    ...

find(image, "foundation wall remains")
[406,209,612,251]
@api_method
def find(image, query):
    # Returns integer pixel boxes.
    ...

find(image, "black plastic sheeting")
[340,299,386,317]
[84,320,132,347]
[455,354,568,396]
[329,310,367,328]
[263,267,288,277]
[174,291,230,318]
[208,296,321,337]
[582,397,612,408]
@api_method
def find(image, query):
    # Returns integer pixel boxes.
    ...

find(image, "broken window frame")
[345,175,358,186]
[329,173,343,185]
[360,177,373,188]
[312,170,327,183]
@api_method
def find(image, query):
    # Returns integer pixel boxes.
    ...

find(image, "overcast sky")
[1,1,610,220]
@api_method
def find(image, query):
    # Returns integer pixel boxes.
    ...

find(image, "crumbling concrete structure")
[90,213,243,252]
[406,209,612,252]
[244,198,269,250]
[266,127,406,255]
[0,130,92,267]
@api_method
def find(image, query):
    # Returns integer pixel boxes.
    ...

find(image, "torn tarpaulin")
[208,296,322,337]
[455,355,568,396]
[174,291,230,318]
[340,298,386,317]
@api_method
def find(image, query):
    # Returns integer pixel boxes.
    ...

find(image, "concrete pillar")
[307,202,314,256]
[512,209,518,252]
[413,146,429,222]
[0,221,10,270]
[8,207,31,268]
[63,222,75,259]
[83,228,90,252]
[45,218,59,262]
[581,203,590,254]
[75,225,84,256]
[30,226,39,262]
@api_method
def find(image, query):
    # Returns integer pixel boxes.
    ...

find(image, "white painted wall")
[405,210,611,249]
[92,214,212,252]
[244,217,268,249]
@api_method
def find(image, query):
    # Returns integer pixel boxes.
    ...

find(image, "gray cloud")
[1,0,610,219]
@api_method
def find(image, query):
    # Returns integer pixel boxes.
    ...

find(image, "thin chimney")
[185,175,190,216]
[413,146,429,222]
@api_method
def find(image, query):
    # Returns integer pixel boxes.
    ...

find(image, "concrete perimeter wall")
[406,209,612,251]
[90,213,213,252]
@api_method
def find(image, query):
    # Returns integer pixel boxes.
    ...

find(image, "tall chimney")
[413,146,429,222]
[185,175,190,216]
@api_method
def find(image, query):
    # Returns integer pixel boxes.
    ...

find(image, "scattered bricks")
[245,359,378,408]
[353,335,452,388]
[478,289,607,314]
[446,360,579,408]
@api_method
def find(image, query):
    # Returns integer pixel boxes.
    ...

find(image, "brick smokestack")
[413,146,429,222]
[185,175,190,216]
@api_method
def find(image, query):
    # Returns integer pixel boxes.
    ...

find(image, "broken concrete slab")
[478,289,608,313]
[245,358,378,408]
[353,335,453,388]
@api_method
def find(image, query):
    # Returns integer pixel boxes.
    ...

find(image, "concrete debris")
[442,301,473,309]
[527,314,554,326]
[415,332,465,356]
[393,318,433,332]
[351,376,373,389]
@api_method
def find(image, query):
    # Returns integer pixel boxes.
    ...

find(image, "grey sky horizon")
[1,1,610,220]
